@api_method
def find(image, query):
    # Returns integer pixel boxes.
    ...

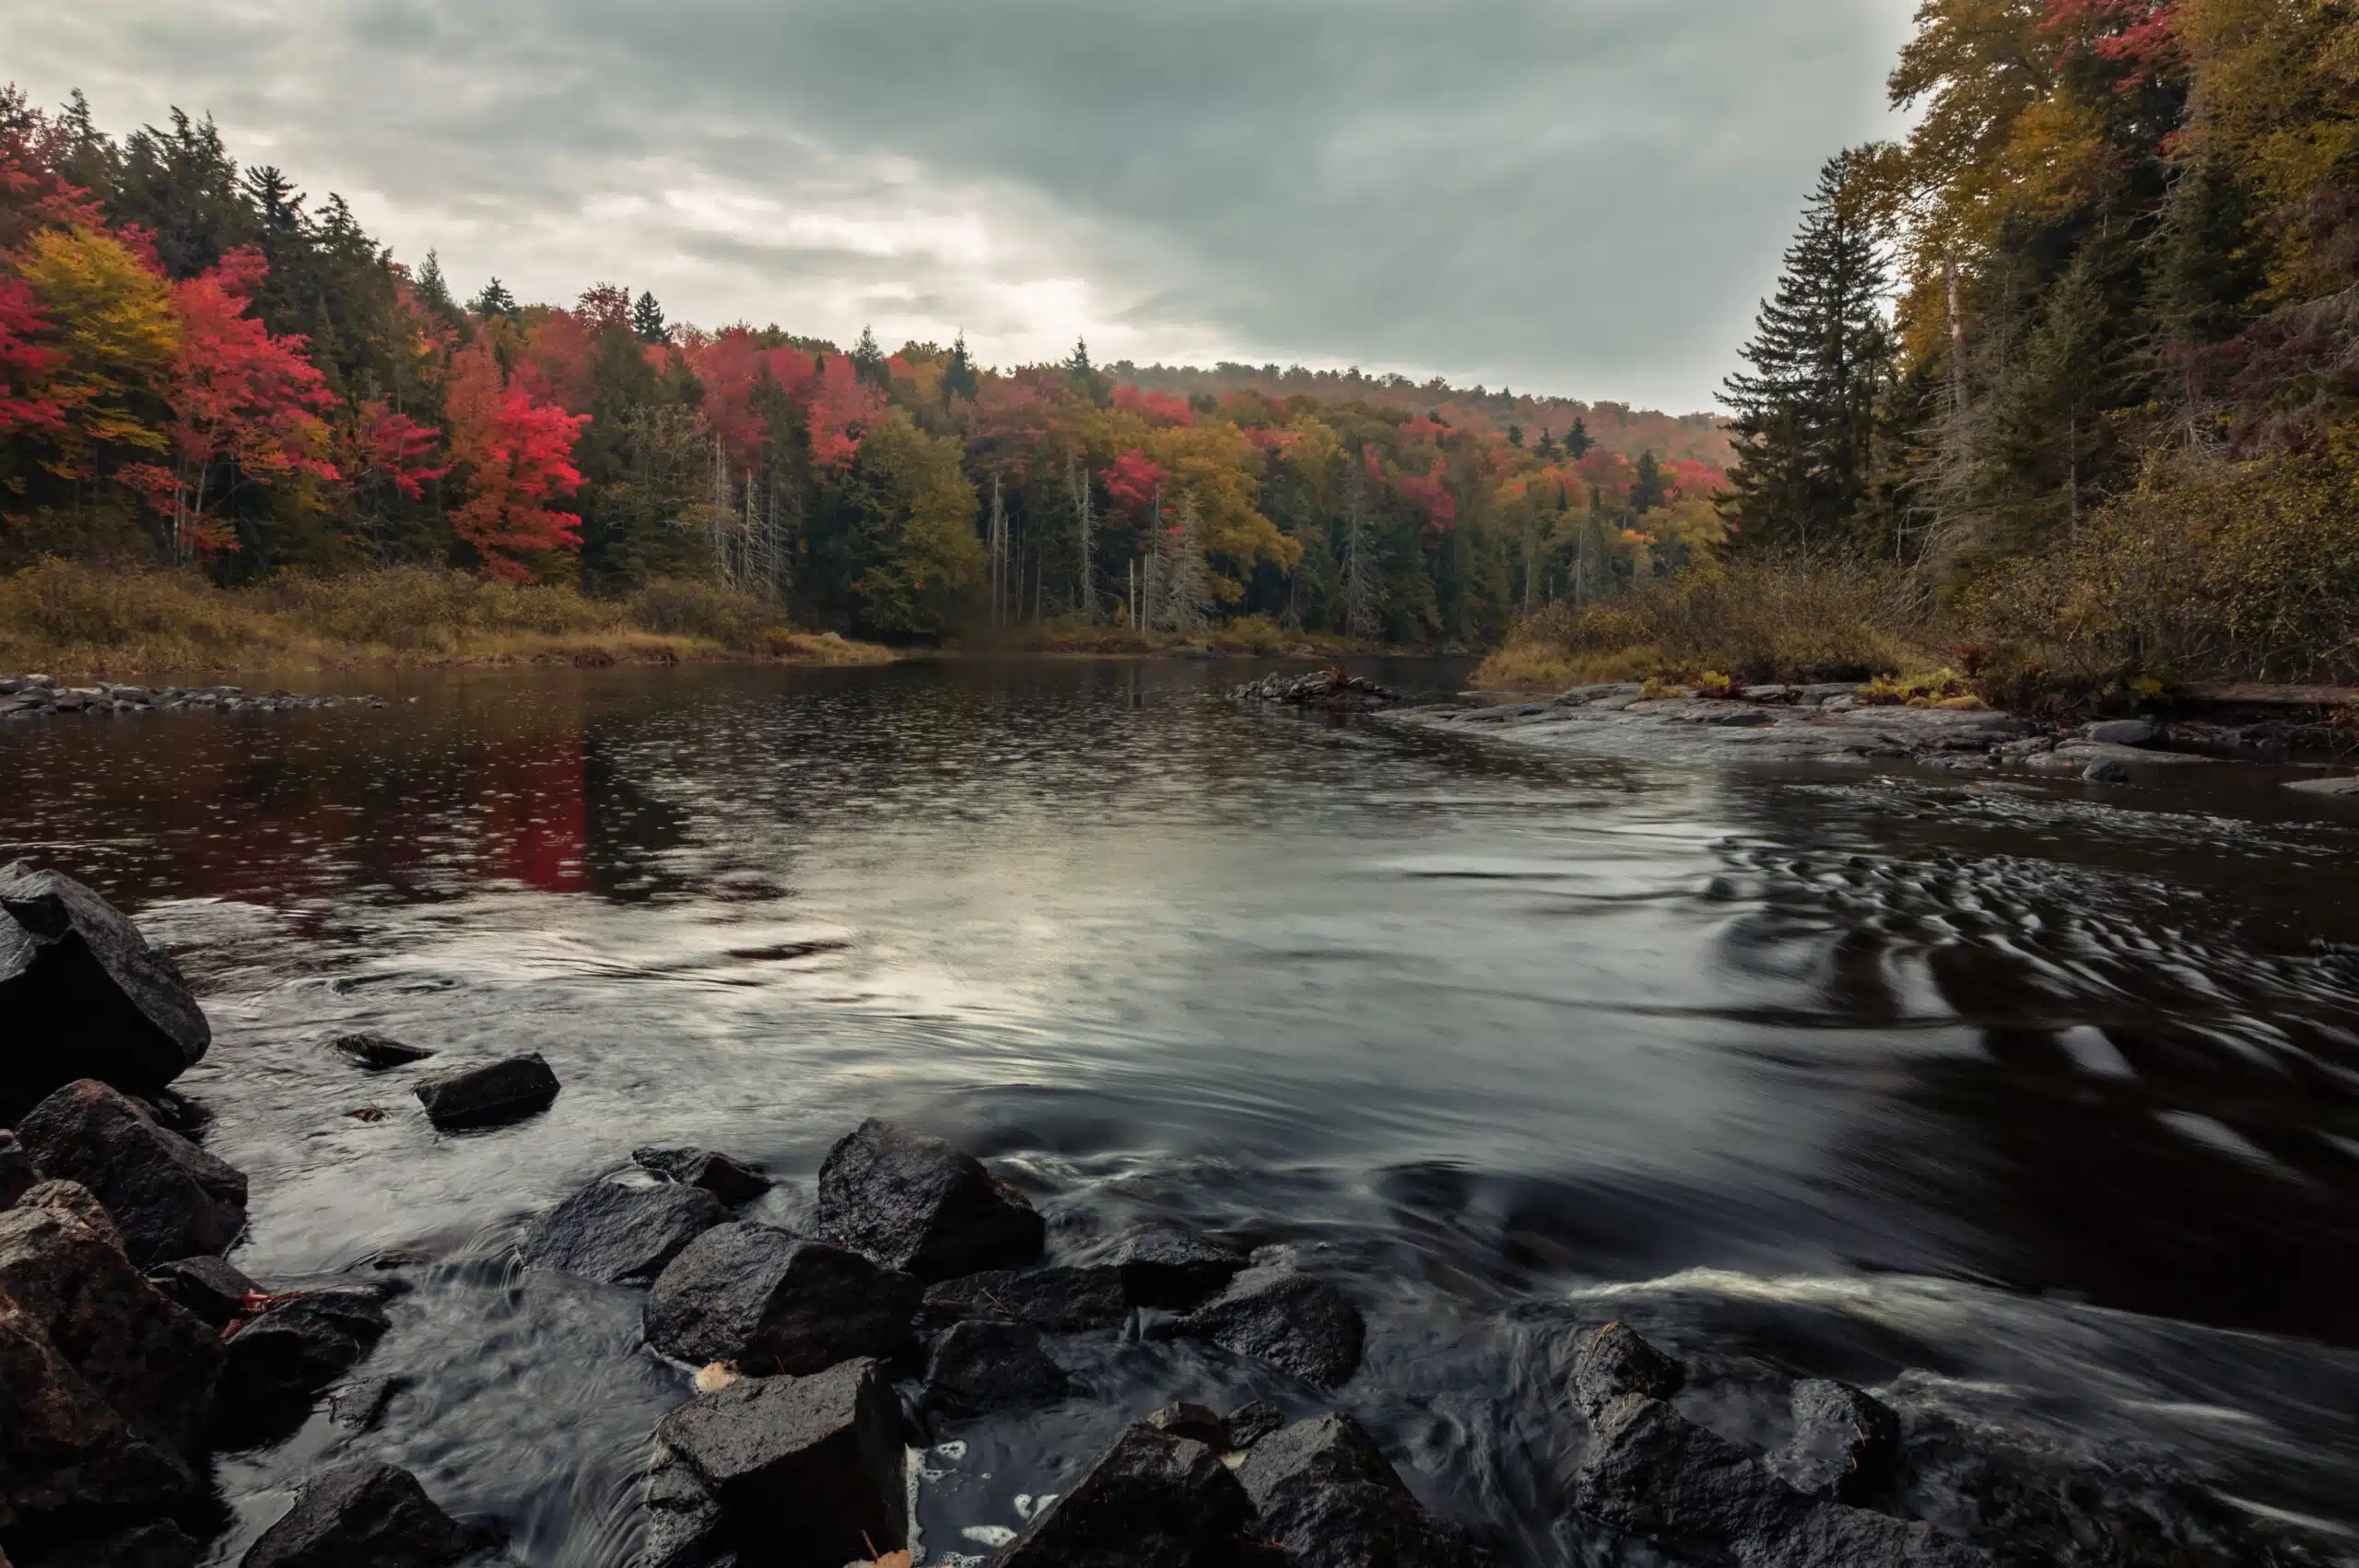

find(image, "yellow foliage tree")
[14,228,179,481]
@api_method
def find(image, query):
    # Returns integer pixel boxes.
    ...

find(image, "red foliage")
[1665,458,1729,501]
[681,327,820,466]
[343,399,450,498]
[1401,414,1448,444]
[519,310,595,415]
[1112,383,1195,427]
[2044,0,2180,88]
[444,342,588,579]
[1103,448,1169,518]
[1393,457,1457,532]
[0,277,64,434]
[0,90,107,249]
[805,352,881,469]
[1241,426,1302,458]
[576,283,632,333]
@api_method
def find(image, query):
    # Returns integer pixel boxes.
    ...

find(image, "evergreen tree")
[1063,336,1109,405]
[1719,149,1893,557]
[851,324,886,386]
[1629,450,1667,514]
[944,333,980,404]
[1534,427,1560,461]
[1565,416,1593,459]
[471,277,517,319]
[415,250,457,316]
[632,290,669,345]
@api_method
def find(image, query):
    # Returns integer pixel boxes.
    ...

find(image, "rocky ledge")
[0,674,383,718]
[1232,669,1402,711]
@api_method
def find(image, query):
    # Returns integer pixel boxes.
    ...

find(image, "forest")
[1499,0,2359,695]
[0,86,1729,657]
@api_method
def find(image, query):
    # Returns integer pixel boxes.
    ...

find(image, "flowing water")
[5,660,2357,1567]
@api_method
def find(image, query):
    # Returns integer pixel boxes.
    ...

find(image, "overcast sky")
[4,0,1917,412]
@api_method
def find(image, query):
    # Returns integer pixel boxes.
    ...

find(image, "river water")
[5,659,2356,1567]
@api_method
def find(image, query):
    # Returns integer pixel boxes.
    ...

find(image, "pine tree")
[1630,450,1667,514]
[1565,417,1593,459]
[414,250,456,315]
[1719,149,1893,558]
[632,290,668,345]
[851,324,886,386]
[472,277,517,319]
[1535,427,1560,461]
[944,332,980,404]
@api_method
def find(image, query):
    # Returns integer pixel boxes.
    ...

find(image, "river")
[5,659,2355,1567]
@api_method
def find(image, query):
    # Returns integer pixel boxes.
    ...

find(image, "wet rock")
[1178,1265,1364,1387]
[816,1118,1043,1282]
[639,1443,731,1568]
[1236,1413,1491,1568]
[412,1054,559,1131]
[997,1423,1257,1568]
[2286,775,2359,796]
[519,1178,723,1284]
[1574,1392,1987,1568]
[15,1080,248,1268]
[642,1223,919,1375]
[146,1254,260,1328]
[1226,1399,1285,1451]
[633,1147,770,1208]
[0,1128,37,1208]
[1070,1221,1250,1310]
[327,1033,436,1071]
[326,1375,408,1433]
[1232,671,1402,712]
[240,1459,492,1568]
[13,1521,202,1568]
[2085,720,2160,748]
[0,863,211,1122]
[217,1287,393,1437]
[925,1320,1072,1418]
[1144,1400,1228,1448]
[649,1358,905,1568]
[1569,1320,1685,1421]
[2082,757,2131,785]
[915,1264,1129,1335]
[1776,1378,1901,1504]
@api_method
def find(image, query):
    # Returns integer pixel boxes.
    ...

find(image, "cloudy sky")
[4,0,1917,412]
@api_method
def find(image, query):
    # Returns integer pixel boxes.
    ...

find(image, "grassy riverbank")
[0,561,896,677]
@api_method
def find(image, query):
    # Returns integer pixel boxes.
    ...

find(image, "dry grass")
[0,560,895,676]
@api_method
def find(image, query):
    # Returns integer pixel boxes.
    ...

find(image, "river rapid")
[4,658,2355,1567]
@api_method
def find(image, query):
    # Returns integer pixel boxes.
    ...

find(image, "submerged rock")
[412,1054,560,1130]
[1568,1320,1685,1421]
[147,1253,261,1328]
[1777,1377,1902,1504]
[327,1033,437,1071]
[239,1459,492,1568]
[217,1287,393,1438]
[1236,1413,1491,1568]
[924,1319,1072,1418]
[16,1079,249,1268]
[0,862,211,1122]
[520,1178,723,1284]
[633,1146,771,1207]
[1070,1221,1249,1310]
[915,1264,1129,1335]
[1178,1265,1365,1387]
[643,1223,919,1375]
[997,1423,1258,1568]
[648,1357,905,1568]
[816,1118,1044,1281]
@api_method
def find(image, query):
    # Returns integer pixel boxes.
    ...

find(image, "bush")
[0,559,277,664]
[262,568,623,650]
[626,579,776,650]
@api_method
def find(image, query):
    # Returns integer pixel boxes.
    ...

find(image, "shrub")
[627,579,775,650]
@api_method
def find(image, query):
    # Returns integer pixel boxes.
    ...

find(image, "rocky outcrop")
[327,1034,437,1071]
[1069,1221,1249,1310]
[1236,1413,1491,1568]
[915,1265,1129,1335]
[412,1055,560,1131]
[0,864,210,1123]
[239,1460,492,1568]
[816,1118,1044,1281]
[923,1320,1072,1418]
[1232,671,1402,712]
[1776,1378,1901,1504]
[519,1178,723,1284]
[996,1423,1258,1568]
[15,1081,248,1268]
[0,678,383,721]
[644,1358,905,1568]
[1178,1265,1364,1387]
[632,1147,769,1208]
[642,1223,918,1375]
[216,1288,393,1439]
[1568,1320,1685,1420]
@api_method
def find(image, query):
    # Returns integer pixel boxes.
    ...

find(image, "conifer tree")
[631,290,668,345]
[1565,416,1593,459]
[471,277,516,320]
[944,332,979,404]
[851,324,886,386]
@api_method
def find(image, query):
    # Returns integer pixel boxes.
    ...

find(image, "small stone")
[1178,1265,1364,1387]
[17,1079,249,1268]
[816,1117,1044,1281]
[1568,1320,1685,1421]
[997,1424,1257,1568]
[643,1223,919,1375]
[632,1145,771,1207]
[326,1033,437,1071]
[925,1320,1072,1418]
[519,1178,724,1284]
[147,1253,261,1328]
[412,1053,560,1130]
[1143,1400,1227,1448]
[2083,756,2131,784]
[1775,1377,1902,1504]
[239,1459,490,1568]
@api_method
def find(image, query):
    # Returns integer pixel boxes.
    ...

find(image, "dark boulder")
[16,1080,248,1268]
[1179,1266,1364,1387]
[0,1128,38,1208]
[217,1288,393,1438]
[997,1423,1258,1568]
[1226,1399,1285,1451]
[1236,1413,1491,1568]
[239,1460,492,1568]
[815,1118,1043,1281]
[1144,1400,1228,1448]
[1776,1378,1901,1504]
[412,1055,559,1131]
[2086,720,2160,748]
[1568,1320,1684,1421]
[327,1034,437,1071]
[915,1265,1128,1335]
[642,1223,918,1375]
[2082,757,2131,785]
[1574,1391,1987,1568]
[326,1375,408,1433]
[924,1320,1072,1418]
[13,1520,201,1568]
[633,1147,770,1208]
[519,1178,723,1284]
[1071,1221,1248,1310]
[147,1254,260,1328]
[639,1443,731,1568]
[0,863,211,1122]
[649,1358,904,1568]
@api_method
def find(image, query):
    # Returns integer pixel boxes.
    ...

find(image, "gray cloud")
[2,0,1916,409]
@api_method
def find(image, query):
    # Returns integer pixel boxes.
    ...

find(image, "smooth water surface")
[5,660,2356,1565]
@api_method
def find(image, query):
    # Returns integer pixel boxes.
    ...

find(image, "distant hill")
[1103,360,1734,470]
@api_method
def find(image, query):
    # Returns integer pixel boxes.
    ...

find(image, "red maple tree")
[444,341,588,579]
[0,277,64,434]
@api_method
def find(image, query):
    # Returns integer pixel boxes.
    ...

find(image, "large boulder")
[1776,1378,1901,1504]
[0,1181,222,1532]
[1567,1320,1684,1421]
[815,1119,1043,1281]
[15,1080,248,1268]
[519,1179,723,1284]
[216,1287,393,1440]
[646,1358,905,1568]
[1236,1414,1490,1568]
[997,1423,1258,1568]
[1070,1222,1249,1310]
[240,1460,493,1568]
[0,863,210,1122]
[642,1223,919,1375]
[923,1320,1072,1419]
[0,1128,37,1209]
[412,1055,559,1131]
[146,1254,261,1329]
[915,1265,1128,1335]
[1178,1266,1364,1387]
[633,1147,770,1208]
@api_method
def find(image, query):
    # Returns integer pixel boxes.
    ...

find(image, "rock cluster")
[1231,670,1402,711]
[0,675,384,719]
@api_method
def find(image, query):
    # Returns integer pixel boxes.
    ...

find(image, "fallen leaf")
[693,1360,742,1394]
